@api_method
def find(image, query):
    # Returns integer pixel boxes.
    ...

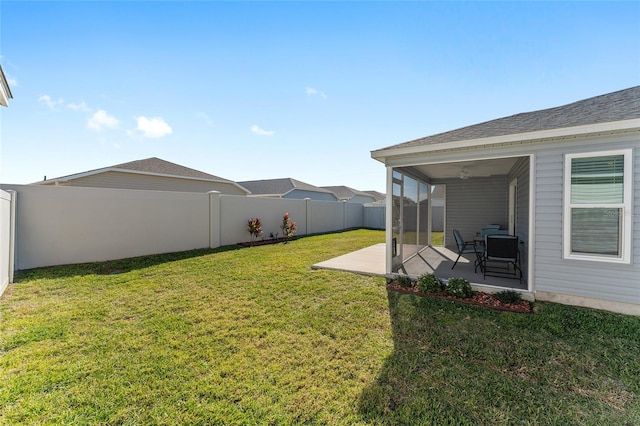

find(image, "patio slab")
[312,243,529,292]
[312,243,386,276]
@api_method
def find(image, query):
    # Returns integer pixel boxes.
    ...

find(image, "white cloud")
[306,87,327,99]
[136,116,172,138]
[196,112,213,125]
[87,109,120,131]
[67,101,92,112]
[250,125,275,136]
[7,77,17,87]
[38,94,64,110]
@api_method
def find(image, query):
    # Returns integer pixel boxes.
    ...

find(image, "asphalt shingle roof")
[322,185,375,200]
[112,157,232,181]
[237,178,334,196]
[379,86,640,151]
[362,190,386,201]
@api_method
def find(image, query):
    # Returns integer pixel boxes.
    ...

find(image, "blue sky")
[1,1,638,193]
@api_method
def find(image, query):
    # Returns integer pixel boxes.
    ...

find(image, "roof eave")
[0,66,13,107]
[371,118,640,162]
[34,167,252,194]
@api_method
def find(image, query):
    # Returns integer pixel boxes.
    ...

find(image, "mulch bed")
[386,280,533,313]
[238,237,294,247]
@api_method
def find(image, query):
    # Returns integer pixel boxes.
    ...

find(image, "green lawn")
[1,230,639,425]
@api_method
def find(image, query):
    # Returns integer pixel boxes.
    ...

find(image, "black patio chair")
[481,234,522,283]
[452,229,483,272]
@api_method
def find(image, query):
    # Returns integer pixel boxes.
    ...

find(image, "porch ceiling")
[402,157,519,180]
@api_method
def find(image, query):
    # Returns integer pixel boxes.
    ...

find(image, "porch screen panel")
[418,182,429,248]
[392,181,401,259]
[402,176,419,259]
[569,154,624,257]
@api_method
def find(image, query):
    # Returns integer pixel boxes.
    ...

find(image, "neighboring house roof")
[373,86,640,156]
[109,157,231,181]
[322,185,376,202]
[237,178,336,198]
[34,157,250,194]
[362,190,386,202]
[0,65,13,107]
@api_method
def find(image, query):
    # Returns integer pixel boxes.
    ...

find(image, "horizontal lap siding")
[437,176,508,249]
[533,135,640,305]
[635,150,640,268]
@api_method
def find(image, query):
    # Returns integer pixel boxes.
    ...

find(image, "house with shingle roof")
[321,186,377,204]
[0,65,13,107]
[237,178,338,201]
[371,86,640,315]
[33,157,250,195]
[361,190,386,204]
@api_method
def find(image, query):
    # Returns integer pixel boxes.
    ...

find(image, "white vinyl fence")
[0,184,385,271]
[1,189,15,296]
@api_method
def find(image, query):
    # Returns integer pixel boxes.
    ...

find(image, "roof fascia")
[0,66,13,107]
[371,118,640,162]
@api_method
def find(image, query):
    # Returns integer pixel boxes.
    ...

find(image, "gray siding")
[60,171,247,195]
[433,176,508,248]
[507,157,530,278]
[349,195,377,204]
[533,134,640,304]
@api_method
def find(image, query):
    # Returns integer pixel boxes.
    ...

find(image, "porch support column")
[385,166,394,275]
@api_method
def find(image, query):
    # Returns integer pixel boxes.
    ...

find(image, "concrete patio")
[312,243,528,292]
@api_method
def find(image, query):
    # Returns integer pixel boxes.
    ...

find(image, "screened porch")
[389,156,531,291]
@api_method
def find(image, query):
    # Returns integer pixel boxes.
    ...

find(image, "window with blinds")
[564,150,632,263]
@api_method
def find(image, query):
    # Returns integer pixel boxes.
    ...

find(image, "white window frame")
[563,148,633,264]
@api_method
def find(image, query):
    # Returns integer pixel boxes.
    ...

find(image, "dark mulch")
[238,237,293,247]
[386,280,533,313]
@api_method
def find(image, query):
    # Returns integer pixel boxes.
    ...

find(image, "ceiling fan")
[458,166,471,180]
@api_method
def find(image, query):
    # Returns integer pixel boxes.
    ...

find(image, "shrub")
[247,218,263,241]
[418,274,443,293]
[281,212,297,240]
[494,290,523,304]
[446,278,473,298]
[395,275,414,288]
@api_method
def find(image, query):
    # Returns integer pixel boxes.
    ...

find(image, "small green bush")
[418,274,443,293]
[494,290,523,304]
[446,278,473,298]
[395,275,414,288]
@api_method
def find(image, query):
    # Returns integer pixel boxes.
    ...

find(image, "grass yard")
[1,229,639,425]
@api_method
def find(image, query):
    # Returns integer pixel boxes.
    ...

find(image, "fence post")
[305,198,311,236]
[8,190,15,283]
[342,200,348,230]
[208,191,221,248]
